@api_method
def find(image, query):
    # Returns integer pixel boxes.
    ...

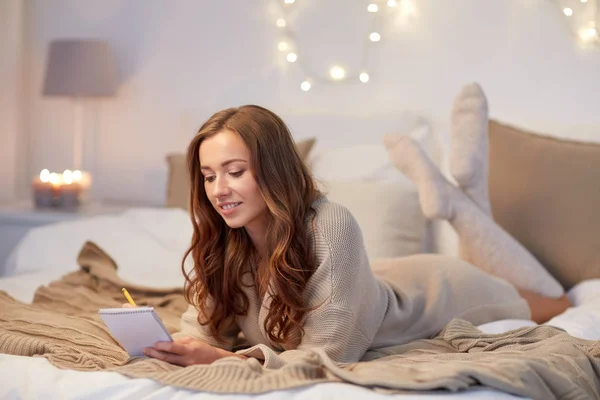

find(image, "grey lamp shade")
[43,39,118,97]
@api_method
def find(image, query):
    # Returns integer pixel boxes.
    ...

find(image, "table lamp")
[39,39,118,208]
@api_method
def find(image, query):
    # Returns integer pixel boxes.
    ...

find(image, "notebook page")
[99,307,173,357]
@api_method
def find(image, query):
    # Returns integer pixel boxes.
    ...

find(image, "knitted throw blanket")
[1,242,599,400]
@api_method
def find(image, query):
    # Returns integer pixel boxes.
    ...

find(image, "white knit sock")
[382,135,451,220]
[450,83,492,216]
[384,135,565,299]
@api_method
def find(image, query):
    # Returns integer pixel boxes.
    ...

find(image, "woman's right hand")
[122,303,135,308]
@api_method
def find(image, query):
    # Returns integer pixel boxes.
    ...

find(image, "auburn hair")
[181,105,320,347]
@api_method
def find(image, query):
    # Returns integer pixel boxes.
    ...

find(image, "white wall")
[21,0,600,205]
[0,0,25,201]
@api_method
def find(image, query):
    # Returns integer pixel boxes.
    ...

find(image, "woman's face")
[199,129,268,234]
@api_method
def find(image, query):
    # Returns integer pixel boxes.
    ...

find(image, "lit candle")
[32,168,93,209]
[32,169,55,208]
[58,169,81,208]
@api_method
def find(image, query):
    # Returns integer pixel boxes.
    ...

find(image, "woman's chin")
[223,218,244,229]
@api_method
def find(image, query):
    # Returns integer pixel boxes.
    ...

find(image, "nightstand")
[0,200,134,273]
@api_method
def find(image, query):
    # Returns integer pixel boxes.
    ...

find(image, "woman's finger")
[143,347,185,366]
[153,341,189,355]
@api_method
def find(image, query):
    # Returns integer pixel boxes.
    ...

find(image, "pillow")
[308,125,431,187]
[318,180,425,260]
[295,137,316,160]
[307,125,432,258]
[165,138,316,209]
[488,120,600,290]
[165,154,189,210]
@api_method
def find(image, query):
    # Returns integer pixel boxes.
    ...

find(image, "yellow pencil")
[122,288,137,307]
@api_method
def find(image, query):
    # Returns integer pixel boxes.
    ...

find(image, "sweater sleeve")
[173,304,240,351]
[236,203,388,368]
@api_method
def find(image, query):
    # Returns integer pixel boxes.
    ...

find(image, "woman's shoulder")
[309,196,363,244]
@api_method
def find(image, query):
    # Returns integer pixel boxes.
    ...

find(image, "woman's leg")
[449,83,492,217]
[383,134,565,302]
[446,83,571,321]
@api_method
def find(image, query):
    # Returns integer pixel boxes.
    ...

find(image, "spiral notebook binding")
[98,306,155,315]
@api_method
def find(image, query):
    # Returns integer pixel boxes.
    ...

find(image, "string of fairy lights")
[551,0,599,45]
[273,0,416,91]
[273,0,598,92]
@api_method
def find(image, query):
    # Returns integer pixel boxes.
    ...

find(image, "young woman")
[141,102,570,368]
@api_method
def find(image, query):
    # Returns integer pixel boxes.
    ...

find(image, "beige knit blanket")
[1,242,599,400]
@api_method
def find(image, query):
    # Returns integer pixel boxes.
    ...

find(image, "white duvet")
[1,208,599,400]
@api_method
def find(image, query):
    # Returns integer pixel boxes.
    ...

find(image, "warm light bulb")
[286,52,298,62]
[49,173,60,185]
[276,18,287,27]
[399,0,417,18]
[40,169,50,183]
[73,170,82,181]
[329,66,346,80]
[278,41,288,51]
[284,0,295,3]
[578,26,598,42]
[564,8,573,16]
[300,81,311,91]
[387,0,397,7]
[369,32,381,42]
[62,170,73,184]
[581,0,588,3]
[368,3,379,12]
[359,72,370,83]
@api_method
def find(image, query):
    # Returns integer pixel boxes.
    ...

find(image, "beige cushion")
[165,154,189,209]
[488,120,600,290]
[165,138,316,210]
[294,137,316,160]
[318,181,425,260]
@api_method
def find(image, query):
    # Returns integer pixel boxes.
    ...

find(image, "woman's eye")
[204,176,216,183]
[229,170,244,178]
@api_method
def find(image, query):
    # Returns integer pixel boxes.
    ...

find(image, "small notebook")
[99,307,173,357]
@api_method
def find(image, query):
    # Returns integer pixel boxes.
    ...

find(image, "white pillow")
[306,124,431,260]
[318,180,424,260]
[307,124,431,186]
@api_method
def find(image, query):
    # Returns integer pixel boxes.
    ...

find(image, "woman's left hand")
[143,336,223,366]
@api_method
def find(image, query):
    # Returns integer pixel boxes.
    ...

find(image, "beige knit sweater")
[177,196,531,369]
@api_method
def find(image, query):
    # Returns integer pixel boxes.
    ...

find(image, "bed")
[1,112,600,399]
[1,206,600,400]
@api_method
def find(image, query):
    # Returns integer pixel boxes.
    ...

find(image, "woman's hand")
[143,336,239,366]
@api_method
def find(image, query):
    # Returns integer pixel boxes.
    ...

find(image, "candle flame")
[40,169,50,183]
[63,170,73,184]
[49,173,60,185]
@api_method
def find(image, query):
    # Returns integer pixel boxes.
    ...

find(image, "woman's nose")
[213,175,231,198]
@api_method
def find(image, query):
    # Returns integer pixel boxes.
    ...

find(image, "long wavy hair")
[182,105,320,347]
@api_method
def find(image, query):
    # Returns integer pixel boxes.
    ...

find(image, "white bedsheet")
[0,354,521,400]
[2,208,600,399]
[3,208,193,295]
